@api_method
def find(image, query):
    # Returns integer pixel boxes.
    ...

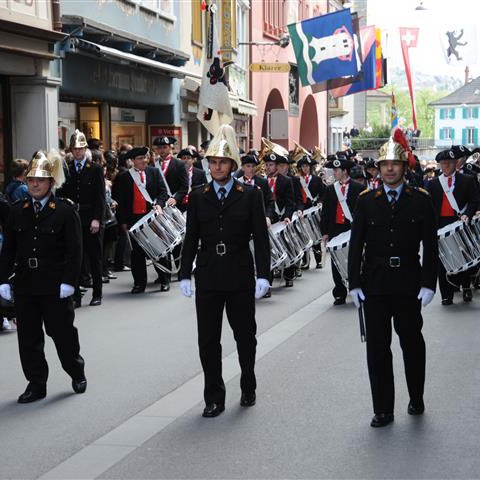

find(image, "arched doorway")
[299,95,319,149]
[261,88,287,149]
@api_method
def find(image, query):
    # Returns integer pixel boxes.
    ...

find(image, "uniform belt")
[201,242,249,256]
[366,255,418,268]
[17,258,62,269]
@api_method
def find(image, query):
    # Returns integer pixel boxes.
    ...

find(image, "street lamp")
[415,1,427,10]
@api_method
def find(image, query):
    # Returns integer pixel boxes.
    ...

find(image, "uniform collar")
[213,176,234,197]
[383,182,404,197]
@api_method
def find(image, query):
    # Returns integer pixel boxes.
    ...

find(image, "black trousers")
[438,262,471,300]
[312,242,323,265]
[195,289,257,405]
[155,243,182,283]
[364,295,425,414]
[130,236,148,288]
[331,258,347,299]
[15,294,85,386]
[81,226,103,298]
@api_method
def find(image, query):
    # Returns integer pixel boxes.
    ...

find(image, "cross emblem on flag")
[400,28,418,48]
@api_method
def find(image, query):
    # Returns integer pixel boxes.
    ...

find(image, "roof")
[430,77,480,106]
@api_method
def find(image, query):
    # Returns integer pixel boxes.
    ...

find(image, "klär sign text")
[249,63,291,73]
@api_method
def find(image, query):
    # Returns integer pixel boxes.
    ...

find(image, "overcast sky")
[366,0,480,81]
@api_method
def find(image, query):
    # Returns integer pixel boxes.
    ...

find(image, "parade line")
[39,288,335,480]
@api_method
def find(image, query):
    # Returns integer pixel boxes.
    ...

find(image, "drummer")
[320,153,363,305]
[113,147,169,293]
[426,148,480,305]
[177,147,207,213]
[364,158,382,190]
[348,129,438,428]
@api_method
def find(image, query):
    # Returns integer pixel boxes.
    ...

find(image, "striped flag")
[391,91,398,129]
[399,27,419,130]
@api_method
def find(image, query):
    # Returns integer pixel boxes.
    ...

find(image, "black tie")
[218,187,227,204]
[76,162,83,173]
[34,201,42,214]
[388,190,397,209]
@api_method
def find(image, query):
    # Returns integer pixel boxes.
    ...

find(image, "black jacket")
[158,157,189,204]
[177,167,208,213]
[299,174,326,208]
[179,179,270,292]
[348,186,438,295]
[290,175,304,210]
[0,195,82,295]
[113,167,169,227]
[238,175,275,221]
[427,172,480,224]
[57,160,106,227]
[320,180,363,237]
[269,174,296,223]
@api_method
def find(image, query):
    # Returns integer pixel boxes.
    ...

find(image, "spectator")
[5,159,30,203]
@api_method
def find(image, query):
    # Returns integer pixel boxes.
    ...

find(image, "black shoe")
[74,299,82,309]
[202,403,225,418]
[89,297,102,306]
[154,277,162,284]
[79,287,88,294]
[114,266,131,272]
[240,392,256,407]
[18,384,47,404]
[102,276,110,284]
[273,269,281,279]
[107,272,117,280]
[285,279,294,288]
[160,283,170,292]
[80,281,93,289]
[72,376,87,394]
[463,288,473,302]
[407,401,425,415]
[131,286,145,294]
[295,269,302,278]
[370,413,394,428]
[441,298,453,306]
[263,289,271,298]
[333,297,346,306]
[316,263,323,269]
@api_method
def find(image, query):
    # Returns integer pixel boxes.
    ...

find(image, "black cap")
[435,149,456,162]
[343,148,357,159]
[296,155,312,168]
[153,136,177,147]
[364,157,377,169]
[241,154,259,166]
[177,148,199,158]
[125,146,149,160]
[264,152,289,164]
[324,157,356,171]
[200,140,210,150]
[451,145,472,159]
[465,162,480,174]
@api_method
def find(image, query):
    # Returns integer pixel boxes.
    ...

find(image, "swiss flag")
[399,27,419,49]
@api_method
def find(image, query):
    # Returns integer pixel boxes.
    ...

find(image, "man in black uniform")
[179,125,270,418]
[152,136,188,290]
[427,148,479,304]
[57,130,106,307]
[176,147,207,213]
[348,132,438,427]
[320,154,363,304]
[0,151,86,403]
[113,147,169,293]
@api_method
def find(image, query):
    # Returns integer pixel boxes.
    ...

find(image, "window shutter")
[474,128,479,145]
[440,109,445,119]
[439,129,444,140]
[462,128,467,144]
[463,108,467,119]
[451,109,456,119]
[474,107,479,119]
[450,128,455,140]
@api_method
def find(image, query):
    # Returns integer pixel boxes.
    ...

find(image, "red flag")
[399,27,419,129]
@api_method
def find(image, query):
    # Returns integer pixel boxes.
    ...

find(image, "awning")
[75,39,202,80]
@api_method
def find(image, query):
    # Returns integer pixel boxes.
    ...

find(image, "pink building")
[249,1,329,152]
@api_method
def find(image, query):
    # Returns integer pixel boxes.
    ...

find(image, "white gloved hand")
[60,283,75,299]
[350,288,365,309]
[255,278,270,299]
[0,284,12,301]
[417,287,435,307]
[180,279,193,297]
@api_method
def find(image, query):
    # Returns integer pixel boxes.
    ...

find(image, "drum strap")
[155,161,173,198]
[439,174,466,215]
[129,168,154,205]
[334,181,353,222]
[300,176,314,201]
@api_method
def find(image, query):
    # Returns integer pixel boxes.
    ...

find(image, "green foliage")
[367,86,450,137]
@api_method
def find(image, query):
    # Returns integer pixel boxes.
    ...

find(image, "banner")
[399,27,419,129]
[439,25,478,65]
[196,5,233,135]
[391,91,398,129]
[288,9,360,87]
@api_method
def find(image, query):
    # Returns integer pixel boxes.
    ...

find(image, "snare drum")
[292,213,314,251]
[326,230,351,286]
[129,209,184,261]
[303,205,322,244]
[270,222,304,268]
[437,220,480,275]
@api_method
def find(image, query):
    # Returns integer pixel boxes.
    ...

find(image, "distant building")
[430,77,480,148]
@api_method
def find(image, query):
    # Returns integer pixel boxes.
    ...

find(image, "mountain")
[388,67,463,92]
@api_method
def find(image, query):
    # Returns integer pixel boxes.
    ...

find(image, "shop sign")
[249,63,291,73]
[149,125,182,147]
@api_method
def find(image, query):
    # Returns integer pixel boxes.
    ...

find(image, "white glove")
[350,288,365,309]
[255,278,270,299]
[417,287,435,307]
[180,279,193,297]
[59,283,75,299]
[0,284,12,301]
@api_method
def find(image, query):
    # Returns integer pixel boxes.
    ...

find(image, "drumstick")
[358,301,366,343]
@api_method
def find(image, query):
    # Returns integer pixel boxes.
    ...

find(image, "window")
[236,0,249,70]
[465,127,478,145]
[263,0,286,39]
[299,0,309,20]
[440,127,454,140]
[137,0,174,18]
[192,0,203,46]
[439,108,455,119]
[462,107,479,119]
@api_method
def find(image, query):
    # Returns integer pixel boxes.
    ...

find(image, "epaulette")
[374,189,383,198]
[57,197,76,207]
[203,184,211,193]
[256,185,262,190]
[48,201,56,210]
[11,198,23,206]
[359,188,370,196]
[191,183,205,192]
[235,183,244,192]
[22,200,30,208]
[415,187,430,196]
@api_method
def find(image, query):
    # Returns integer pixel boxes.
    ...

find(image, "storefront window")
[111,107,146,150]
[58,101,77,148]
[79,105,101,141]
[0,83,4,185]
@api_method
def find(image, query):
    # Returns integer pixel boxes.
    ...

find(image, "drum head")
[327,230,351,249]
